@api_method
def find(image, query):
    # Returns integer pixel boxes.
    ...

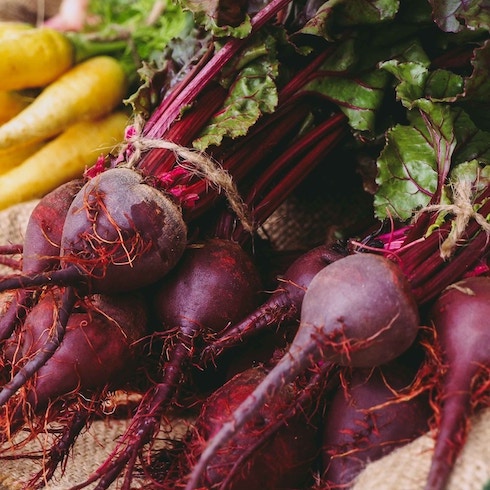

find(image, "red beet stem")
[179,100,313,222]
[395,187,490,304]
[235,123,346,243]
[137,84,228,177]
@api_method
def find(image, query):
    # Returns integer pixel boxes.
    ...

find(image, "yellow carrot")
[0,27,74,90]
[0,140,45,174]
[0,90,33,124]
[0,21,33,36]
[0,56,128,150]
[0,111,128,211]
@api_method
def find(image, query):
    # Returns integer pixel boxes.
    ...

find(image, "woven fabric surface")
[0,416,192,489]
[352,408,490,490]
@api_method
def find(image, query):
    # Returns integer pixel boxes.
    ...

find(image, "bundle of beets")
[0,0,489,489]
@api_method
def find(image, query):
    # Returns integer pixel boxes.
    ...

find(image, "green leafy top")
[374,35,490,221]
[84,0,194,79]
[292,0,490,222]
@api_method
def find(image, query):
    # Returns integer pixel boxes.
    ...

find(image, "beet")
[0,179,83,344]
[71,237,263,489]
[320,362,431,488]
[163,366,321,489]
[0,168,187,295]
[424,276,490,490]
[59,167,187,293]
[22,179,85,275]
[1,289,148,441]
[202,243,347,361]
[184,252,420,489]
[0,167,187,407]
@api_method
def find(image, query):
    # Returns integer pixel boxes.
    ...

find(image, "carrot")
[0,56,127,150]
[0,90,33,124]
[0,21,33,36]
[0,111,128,210]
[0,27,74,90]
[0,140,44,174]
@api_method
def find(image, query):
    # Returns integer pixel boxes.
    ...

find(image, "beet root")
[184,252,420,489]
[0,178,83,344]
[1,290,148,442]
[163,366,321,490]
[0,168,187,408]
[424,276,490,490]
[320,362,431,488]
[22,179,85,275]
[0,167,188,295]
[71,237,263,489]
[60,167,188,293]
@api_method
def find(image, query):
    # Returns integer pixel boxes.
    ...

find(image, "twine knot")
[118,116,253,233]
[416,179,490,259]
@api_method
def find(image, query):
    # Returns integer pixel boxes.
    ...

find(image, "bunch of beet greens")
[0,0,489,489]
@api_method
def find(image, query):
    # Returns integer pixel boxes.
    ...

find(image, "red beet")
[72,237,262,489]
[0,179,83,343]
[59,167,187,293]
[184,252,420,489]
[320,362,431,488]
[22,179,85,275]
[1,289,148,441]
[0,168,187,295]
[424,276,490,490]
[0,168,187,408]
[202,243,347,361]
[163,365,322,489]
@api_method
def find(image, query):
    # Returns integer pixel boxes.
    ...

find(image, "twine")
[120,116,254,233]
[415,179,490,260]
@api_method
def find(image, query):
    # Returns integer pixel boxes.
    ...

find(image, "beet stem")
[140,0,294,138]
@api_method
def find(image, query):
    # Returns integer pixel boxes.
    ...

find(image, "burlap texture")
[0,201,489,489]
[352,408,490,490]
[0,414,192,489]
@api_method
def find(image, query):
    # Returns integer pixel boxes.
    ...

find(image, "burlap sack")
[0,414,192,489]
[0,201,489,490]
